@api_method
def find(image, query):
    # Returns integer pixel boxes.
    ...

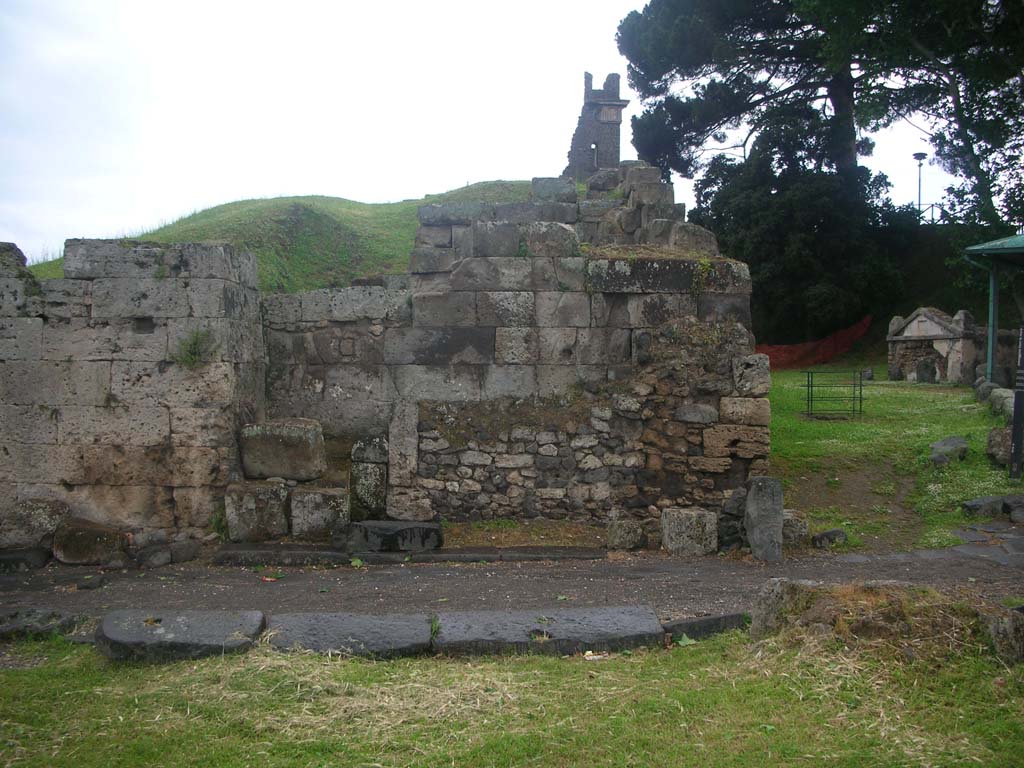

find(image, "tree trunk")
[825,66,859,183]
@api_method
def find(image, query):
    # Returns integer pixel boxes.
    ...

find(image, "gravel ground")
[2,545,1021,625]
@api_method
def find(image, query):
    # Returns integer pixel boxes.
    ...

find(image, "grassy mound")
[27,181,531,293]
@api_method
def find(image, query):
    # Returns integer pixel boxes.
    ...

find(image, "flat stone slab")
[268,613,432,658]
[340,521,443,553]
[0,547,50,572]
[662,612,750,642]
[0,608,78,640]
[434,606,665,656]
[213,543,352,567]
[95,609,266,661]
[496,546,606,562]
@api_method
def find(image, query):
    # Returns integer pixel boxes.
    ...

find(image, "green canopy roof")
[965,233,1024,256]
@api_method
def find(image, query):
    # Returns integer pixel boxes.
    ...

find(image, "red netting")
[755,315,873,369]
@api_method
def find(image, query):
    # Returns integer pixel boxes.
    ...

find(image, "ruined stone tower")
[561,73,630,181]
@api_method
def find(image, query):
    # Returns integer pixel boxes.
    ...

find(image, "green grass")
[26,181,531,293]
[771,364,1019,549]
[2,633,1021,767]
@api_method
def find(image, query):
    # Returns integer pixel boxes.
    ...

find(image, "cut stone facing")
[240,418,326,481]
[267,612,432,658]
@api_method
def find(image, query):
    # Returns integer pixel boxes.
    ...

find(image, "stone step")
[95,609,266,661]
[433,606,666,656]
[267,612,432,657]
[213,543,352,567]
[336,521,443,553]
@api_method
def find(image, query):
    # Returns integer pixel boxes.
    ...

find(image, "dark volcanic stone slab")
[0,547,50,572]
[0,608,78,639]
[268,613,432,657]
[340,521,443,553]
[662,612,750,641]
[213,543,352,567]
[434,606,665,656]
[95,609,266,661]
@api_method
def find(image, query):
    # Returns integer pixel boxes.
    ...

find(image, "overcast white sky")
[0,0,953,263]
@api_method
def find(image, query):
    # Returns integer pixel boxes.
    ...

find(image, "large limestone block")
[535,292,590,327]
[52,517,129,565]
[482,365,537,399]
[58,405,170,447]
[224,481,289,542]
[0,360,110,406]
[719,397,771,426]
[91,278,190,319]
[450,258,532,291]
[383,327,494,365]
[0,242,29,276]
[350,462,387,521]
[471,222,520,257]
[495,327,539,364]
[0,499,71,550]
[391,365,482,401]
[111,361,236,408]
[586,256,749,295]
[0,318,42,359]
[476,291,535,327]
[240,419,326,481]
[661,507,717,555]
[0,405,59,444]
[290,487,349,540]
[523,222,579,259]
[530,177,577,204]
[733,354,771,396]
[41,318,169,362]
[744,477,784,562]
[412,291,477,327]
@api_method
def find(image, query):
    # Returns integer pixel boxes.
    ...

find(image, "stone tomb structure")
[887,307,1019,385]
[0,164,771,557]
[561,73,630,181]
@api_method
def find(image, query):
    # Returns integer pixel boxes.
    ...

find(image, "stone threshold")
[212,543,607,567]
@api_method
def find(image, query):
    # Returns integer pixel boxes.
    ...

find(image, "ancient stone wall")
[0,241,265,540]
[1,164,769,548]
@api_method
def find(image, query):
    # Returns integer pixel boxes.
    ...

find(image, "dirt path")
[2,546,1020,626]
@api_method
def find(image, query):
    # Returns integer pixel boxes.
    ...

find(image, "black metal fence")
[804,370,864,418]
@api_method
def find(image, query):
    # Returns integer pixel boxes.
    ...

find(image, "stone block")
[290,487,349,540]
[669,222,719,254]
[20,483,175,531]
[698,294,751,327]
[415,225,452,248]
[412,291,477,327]
[744,477,783,562]
[338,520,443,552]
[675,403,718,424]
[703,425,770,459]
[267,612,432,657]
[418,202,497,226]
[433,606,664,656]
[661,507,717,555]
[409,247,457,274]
[535,292,590,327]
[42,318,169,363]
[52,517,128,565]
[586,257,750,295]
[524,222,579,259]
[167,317,261,365]
[324,287,409,323]
[471,222,521,257]
[0,242,28,275]
[78,445,228,488]
[988,426,1010,467]
[240,418,326,481]
[384,327,494,364]
[719,397,770,426]
[662,612,750,642]
[95,609,265,661]
[33,279,92,319]
[531,177,577,203]
[58,405,170,447]
[536,365,583,396]
[0,317,42,359]
[577,328,631,364]
[0,405,59,444]
[607,519,647,550]
[0,278,27,315]
[494,202,577,224]
[169,406,236,447]
[483,365,537,399]
[0,498,71,550]
[169,539,201,563]
[578,199,620,221]
[111,361,235,408]
[624,166,662,187]
[90,278,190,319]
[733,354,771,396]
[629,182,674,207]
[350,462,387,520]
[262,294,302,327]
[187,279,251,319]
[0,360,110,406]
[782,511,809,547]
[173,487,219,528]
[477,291,534,327]
[387,401,419,487]
[391,365,482,401]
[0,444,86,485]
[495,327,539,364]
[224,481,289,542]
[352,435,389,464]
[386,485,434,521]
[450,257,532,291]
[538,328,578,364]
